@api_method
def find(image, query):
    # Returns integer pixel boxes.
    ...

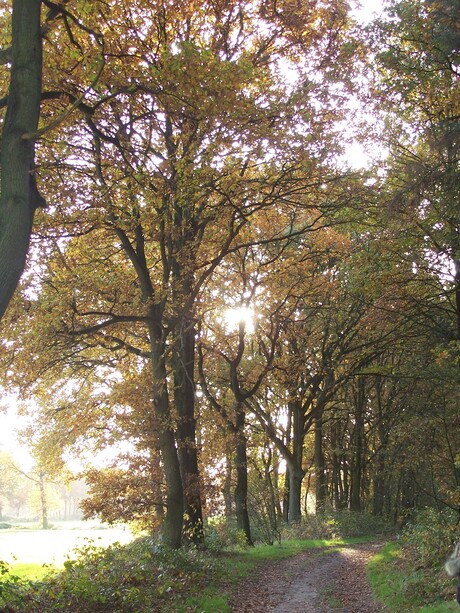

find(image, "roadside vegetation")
[2,510,459,612]
[368,509,460,612]
[0,511,387,612]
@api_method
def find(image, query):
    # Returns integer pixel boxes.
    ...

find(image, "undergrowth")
[0,531,368,612]
[367,507,460,612]
[10,508,460,612]
[0,538,224,612]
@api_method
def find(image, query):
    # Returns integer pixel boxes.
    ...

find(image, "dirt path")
[229,542,385,613]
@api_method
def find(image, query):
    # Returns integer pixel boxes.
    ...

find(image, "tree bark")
[350,378,365,512]
[282,467,290,523]
[224,443,233,517]
[173,318,204,544]
[288,466,304,523]
[287,400,305,523]
[454,257,460,341]
[372,376,387,516]
[38,471,48,530]
[315,413,327,513]
[234,405,253,546]
[149,323,183,549]
[0,0,43,319]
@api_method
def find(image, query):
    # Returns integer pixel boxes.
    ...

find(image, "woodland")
[0,0,458,580]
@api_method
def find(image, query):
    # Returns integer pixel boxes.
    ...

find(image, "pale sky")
[0,393,34,469]
[352,0,385,24]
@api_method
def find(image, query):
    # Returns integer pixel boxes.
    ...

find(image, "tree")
[1,0,360,547]
[0,0,44,319]
[0,451,22,518]
[372,0,460,343]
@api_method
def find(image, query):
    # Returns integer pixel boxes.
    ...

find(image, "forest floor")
[228,541,385,612]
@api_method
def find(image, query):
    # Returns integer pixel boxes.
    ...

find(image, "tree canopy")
[0,0,459,549]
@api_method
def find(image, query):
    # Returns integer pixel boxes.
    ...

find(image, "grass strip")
[367,542,458,613]
[5,563,57,580]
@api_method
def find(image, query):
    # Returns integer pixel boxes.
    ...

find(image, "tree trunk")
[224,443,233,517]
[288,466,304,523]
[372,454,386,516]
[38,472,48,530]
[455,257,460,340]
[350,378,365,512]
[282,404,292,523]
[271,454,283,521]
[173,318,204,544]
[282,467,290,523]
[315,414,327,513]
[372,376,387,516]
[234,405,253,546]
[287,400,305,523]
[150,447,165,520]
[149,324,183,548]
[0,0,43,319]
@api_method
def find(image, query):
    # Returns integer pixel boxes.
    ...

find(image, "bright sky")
[0,393,34,469]
[352,0,384,24]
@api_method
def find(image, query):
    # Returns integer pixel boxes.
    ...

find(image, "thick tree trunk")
[234,406,253,546]
[288,466,304,523]
[149,326,183,549]
[173,319,204,544]
[0,0,43,319]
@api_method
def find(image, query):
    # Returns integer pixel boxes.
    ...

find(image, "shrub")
[0,537,223,612]
[281,511,392,541]
[402,507,460,569]
[204,517,248,551]
[396,507,460,607]
[247,471,280,545]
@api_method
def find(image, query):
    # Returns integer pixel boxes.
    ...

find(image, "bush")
[281,511,392,541]
[0,537,223,612]
[247,470,281,545]
[204,517,248,551]
[396,507,460,607]
[402,507,460,569]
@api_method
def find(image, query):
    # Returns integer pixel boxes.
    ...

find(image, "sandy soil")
[229,542,385,613]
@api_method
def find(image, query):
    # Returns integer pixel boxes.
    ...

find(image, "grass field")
[0,521,134,568]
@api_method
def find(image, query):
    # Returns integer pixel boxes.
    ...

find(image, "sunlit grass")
[6,563,58,580]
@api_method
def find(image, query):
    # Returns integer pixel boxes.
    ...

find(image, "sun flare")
[223,306,255,333]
